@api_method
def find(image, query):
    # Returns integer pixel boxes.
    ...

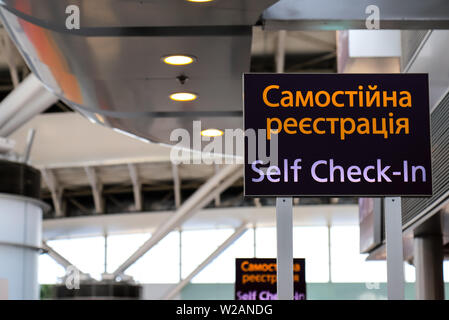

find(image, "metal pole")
[104,234,108,274]
[163,224,248,300]
[275,30,287,73]
[23,128,36,164]
[327,224,332,283]
[179,229,183,282]
[276,197,293,300]
[253,224,257,258]
[384,197,405,300]
[0,90,58,137]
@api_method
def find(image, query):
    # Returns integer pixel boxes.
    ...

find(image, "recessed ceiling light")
[187,0,214,2]
[162,55,195,66]
[170,92,197,102]
[201,129,224,137]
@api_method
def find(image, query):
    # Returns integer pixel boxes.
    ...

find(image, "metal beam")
[163,223,248,300]
[41,168,63,217]
[172,163,181,209]
[213,164,221,207]
[263,0,449,30]
[0,88,57,136]
[0,74,57,133]
[112,164,242,278]
[68,197,89,214]
[127,163,142,211]
[42,241,84,273]
[23,128,36,164]
[275,30,286,73]
[42,204,359,240]
[84,166,104,214]
[0,74,41,128]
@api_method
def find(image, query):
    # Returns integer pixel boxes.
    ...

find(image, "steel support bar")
[163,223,248,300]
[275,30,286,73]
[0,87,57,136]
[172,163,181,209]
[41,168,63,217]
[0,74,53,129]
[384,197,405,300]
[23,128,36,164]
[213,164,221,207]
[276,197,294,300]
[128,163,142,211]
[112,164,242,277]
[263,0,449,30]
[42,241,84,274]
[84,166,104,214]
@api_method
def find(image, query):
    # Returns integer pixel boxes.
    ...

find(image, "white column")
[0,195,44,299]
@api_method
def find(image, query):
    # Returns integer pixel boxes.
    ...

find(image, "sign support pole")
[276,197,294,300]
[384,197,405,300]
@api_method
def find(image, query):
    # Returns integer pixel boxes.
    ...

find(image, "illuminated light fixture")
[187,0,214,2]
[95,113,105,124]
[201,128,224,137]
[162,55,195,66]
[169,92,197,102]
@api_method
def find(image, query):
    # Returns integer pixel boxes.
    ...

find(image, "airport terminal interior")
[0,0,448,300]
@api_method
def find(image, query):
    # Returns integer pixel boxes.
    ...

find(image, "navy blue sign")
[243,73,432,196]
[235,258,306,300]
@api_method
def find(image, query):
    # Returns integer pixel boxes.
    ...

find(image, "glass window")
[256,226,330,282]
[106,232,151,273]
[294,226,329,283]
[127,231,180,283]
[194,228,254,283]
[181,228,233,282]
[46,236,105,280]
[38,254,66,284]
[331,225,387,282]
[255,227,276,258]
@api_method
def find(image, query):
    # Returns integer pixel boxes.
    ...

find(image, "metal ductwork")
[0,0,277,151]
[0,74,58,137]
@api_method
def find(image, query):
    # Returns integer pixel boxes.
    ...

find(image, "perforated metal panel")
[402,92,449,228]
